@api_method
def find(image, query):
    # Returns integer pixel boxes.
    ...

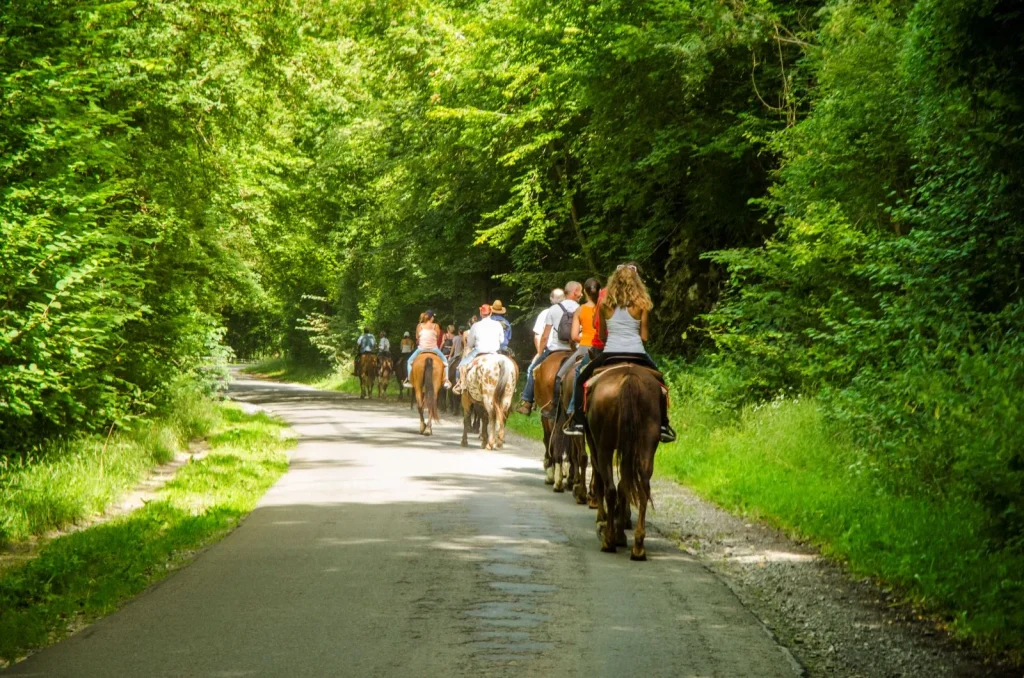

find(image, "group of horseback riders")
[356,262,675,444]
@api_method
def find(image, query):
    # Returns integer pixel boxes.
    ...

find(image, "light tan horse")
[411,352,444,435]
[377,355,393,399]
[460,353,518,450]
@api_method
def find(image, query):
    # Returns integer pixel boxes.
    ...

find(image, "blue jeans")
[406,348,449,375]
[521,349,551,403]
[565,349,596,414]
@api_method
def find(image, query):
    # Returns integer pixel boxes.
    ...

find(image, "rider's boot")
[563,408,584,436]
[659,393,676,443]
[515,400,533,416]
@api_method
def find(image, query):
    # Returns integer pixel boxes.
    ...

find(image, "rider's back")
[603,307,644,354]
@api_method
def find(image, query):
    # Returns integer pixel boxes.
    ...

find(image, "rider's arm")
[640,309,649,342]
[571,308,582,342]
[599,306,609,344]
[538,324,552,350]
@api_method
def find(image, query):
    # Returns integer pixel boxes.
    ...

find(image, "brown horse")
[584,364,663,560]
[358,353,378,400]
[411,352,444,435]
[377,355,393,399]
[532,350,571,485]
[460,354,518,450]
[551,359,593,505]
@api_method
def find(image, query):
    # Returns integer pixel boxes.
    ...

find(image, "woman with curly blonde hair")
[565,263,675,442]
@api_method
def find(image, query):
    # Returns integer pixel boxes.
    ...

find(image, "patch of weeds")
[0,404,291,665]
[0,390,220,544]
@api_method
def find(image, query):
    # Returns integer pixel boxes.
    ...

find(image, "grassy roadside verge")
[0,402,291,665]
[242,357,361,394]
[656,378,1023,657]
[1,390,218,545]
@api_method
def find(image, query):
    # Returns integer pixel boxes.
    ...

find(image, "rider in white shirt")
[453,304,506,394]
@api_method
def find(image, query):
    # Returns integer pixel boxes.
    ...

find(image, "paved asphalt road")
[7,374,801,677]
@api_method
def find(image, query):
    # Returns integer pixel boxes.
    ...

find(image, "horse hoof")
[544,467,555,485]
[574,491,587,505]
[588,500,599,510]
[601,544,617,554]
[553,484,564,493]
[460,439,468,447]
[616,534,628,547]
[630,550,647,562]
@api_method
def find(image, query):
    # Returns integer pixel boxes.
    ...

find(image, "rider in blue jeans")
[515,282,582,415]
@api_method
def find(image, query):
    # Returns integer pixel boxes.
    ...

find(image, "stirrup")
[659,425,677,444]
[562,417,584,436]
[402,380,412,388]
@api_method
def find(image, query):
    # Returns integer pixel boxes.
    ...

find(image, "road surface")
[7,375,801,677]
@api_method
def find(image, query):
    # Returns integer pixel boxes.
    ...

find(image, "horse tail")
[492,357,511,428]
[617,371,646,510]
[424,357,440,422]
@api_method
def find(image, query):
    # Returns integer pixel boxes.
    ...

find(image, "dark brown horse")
[411,353,444,435]
[584,364,663,560]
[551,359,593,505]
[531,350,571,485]
[440,355,461,413]
[377,355,393,399]
[358,353,378,400]
[395,354,410,402]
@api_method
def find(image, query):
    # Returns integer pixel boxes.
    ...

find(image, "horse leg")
[551,430,565,493]
[631,475,651,561]
[542,420,555,485]
[592,469,606,525]
[461,394,471,447]
[573,440,588,505]
[601,465,618,553]
[614,477,629,547]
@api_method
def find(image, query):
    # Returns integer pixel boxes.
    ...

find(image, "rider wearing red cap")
[452,303,507,394]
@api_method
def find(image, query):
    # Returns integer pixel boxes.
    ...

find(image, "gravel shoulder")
[645,478,1019,678]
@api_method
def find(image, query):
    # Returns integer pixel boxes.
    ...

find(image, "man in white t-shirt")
[516,281,582,415]
[453,304,506,394]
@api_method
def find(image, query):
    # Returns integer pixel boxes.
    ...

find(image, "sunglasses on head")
[616,264,637,272]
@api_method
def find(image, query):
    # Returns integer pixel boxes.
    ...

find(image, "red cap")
[479,304,491,316]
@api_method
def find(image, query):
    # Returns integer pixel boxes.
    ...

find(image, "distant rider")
[353,327,376,375]
[489,300,513,352]
[402,310,450,388]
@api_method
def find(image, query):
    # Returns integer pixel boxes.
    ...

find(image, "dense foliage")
[3,0,1022,651]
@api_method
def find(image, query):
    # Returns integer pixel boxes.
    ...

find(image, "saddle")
[530,349,572,376]
[582,361,668,413]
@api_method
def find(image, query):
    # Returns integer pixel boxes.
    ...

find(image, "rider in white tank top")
[603,307,645,354]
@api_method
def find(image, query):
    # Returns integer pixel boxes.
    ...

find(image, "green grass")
[504,411,545,441]
[0,403,291,665]
[0,389,219,545]
[242,357,361,394]
[657,389,1024,656]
